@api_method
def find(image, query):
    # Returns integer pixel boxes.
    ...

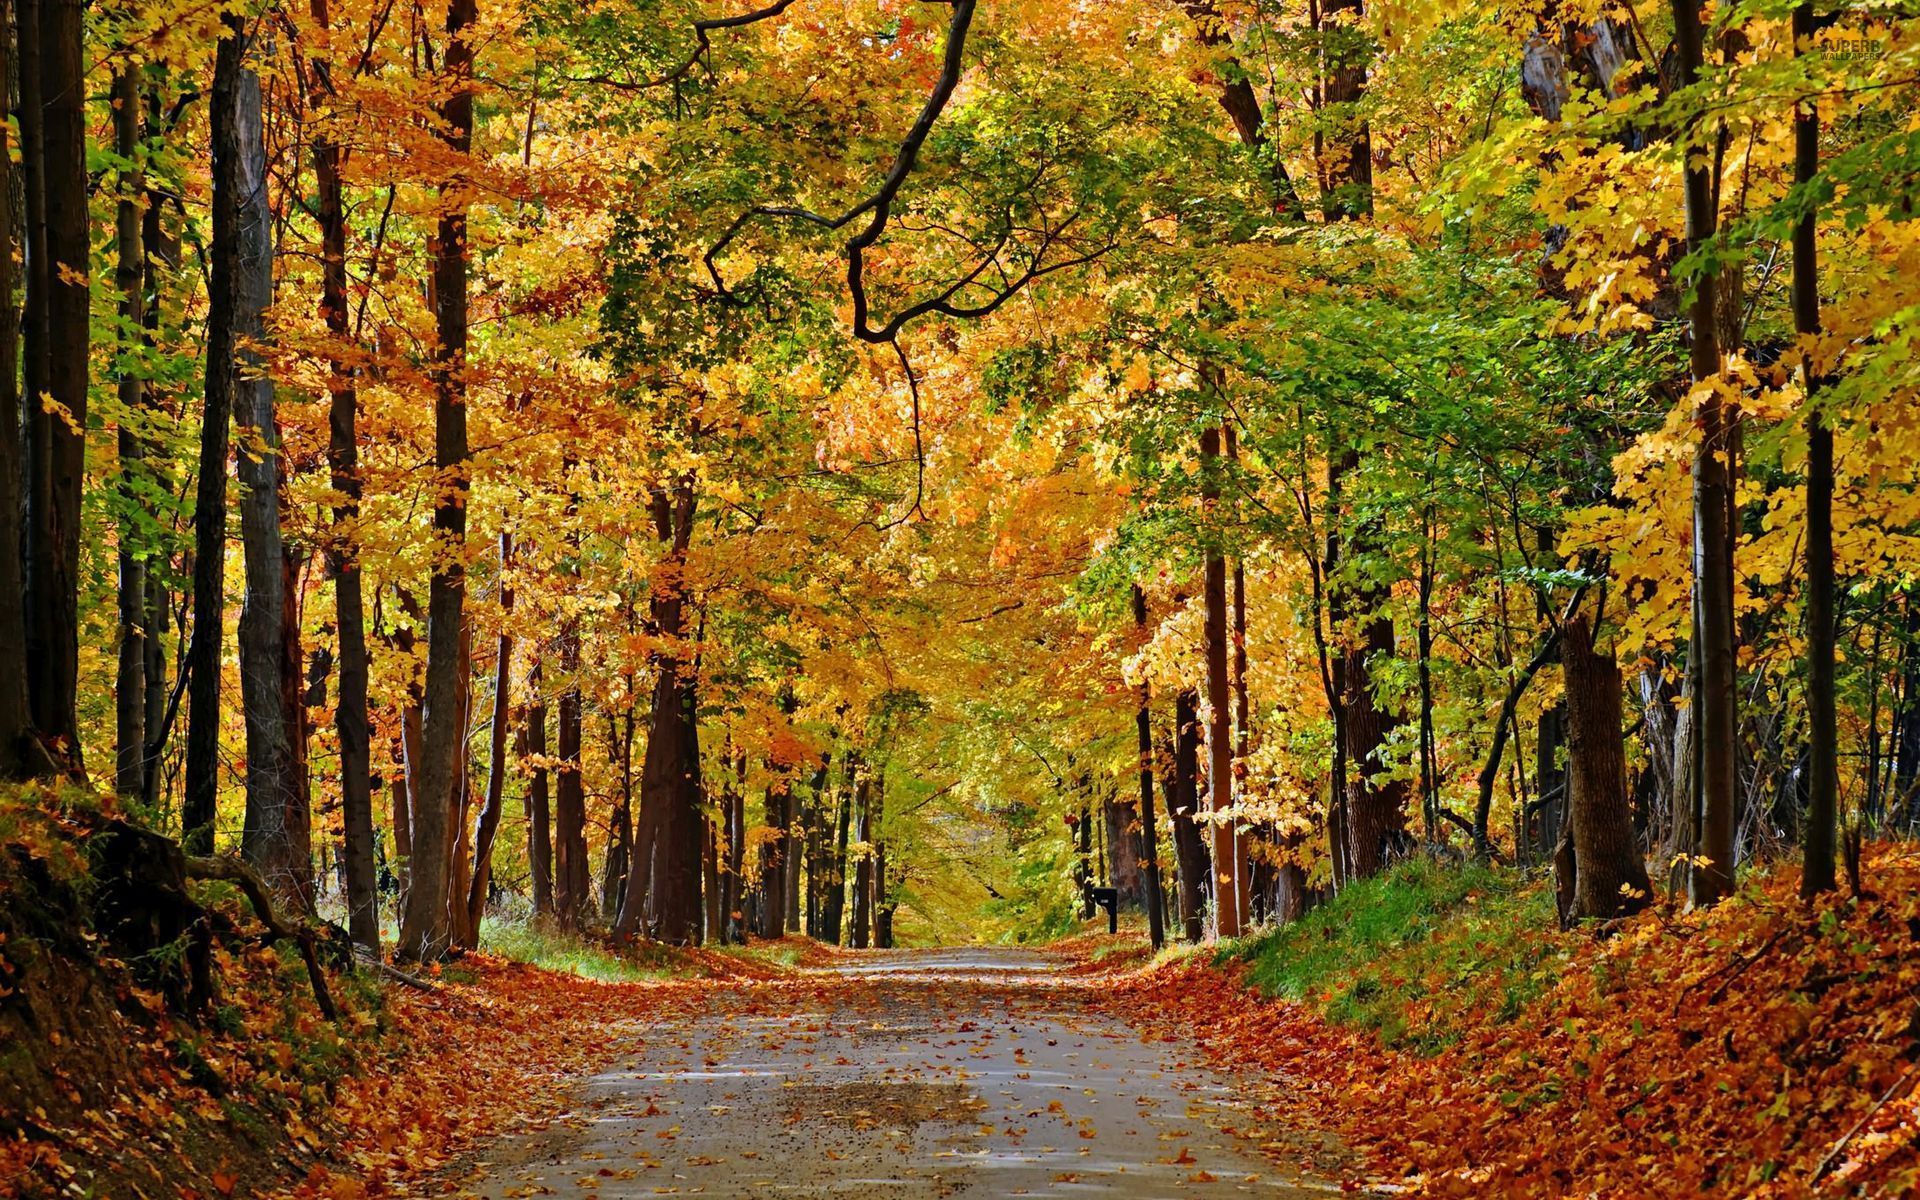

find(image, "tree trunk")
[397,0,479,961]
[1132,587,1167,949]
[1200,425,1246,935]
[1794,0,1835,899]
[185,22,254,852]
[786,771,805,933]
[725,756,746,944]
[850,769,873,949]
[1893,594,1920,828]
[21,0,87,772]
[1166,689,1209,943]
[112,64,149,800]
[0,10,40,781]
[553,625,588,928]
[702,814,721,945]
[828,777,853,945]
[230,26,307,907]
[311,0,378,950]
[1670,0,1738,907]
[1560,609,1652,920]
[524,659,553,916]
[140,88,179,810]
[602,708,635,920]
[758,782,789,937]
[873,829,894,949]
[617,478,703,944]
[465,533,516,942]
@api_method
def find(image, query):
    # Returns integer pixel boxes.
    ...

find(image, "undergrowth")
[478,918,673,983]
[1225,857,1563,1052]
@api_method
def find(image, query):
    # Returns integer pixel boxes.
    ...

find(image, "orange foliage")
[1093,848,1920,1198]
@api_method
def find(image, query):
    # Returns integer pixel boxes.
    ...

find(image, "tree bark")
[850,768,873,949]
[602,707,635,920]
[617,477,703,944]
[825,773,852,945]
[398,0,479,959]
[0,7,41,781]
[112,64,149,800]
[1794,1,1836,899]
[553,625,588,928]
[228,24,307,907]
[1132,586,1167,949]
[1166,689,1209,943]
[724,754,746,944]
[311,1,378,946]
[21,0,87,772]
[465,533,516,942]
[524,659,553,916]
[1560,609,1652,920]
[185,22,255,852]
[757,781,789,937]
[1669,0,1738,907]
[1200,425,1246,935]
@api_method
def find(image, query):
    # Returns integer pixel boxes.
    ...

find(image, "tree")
[21,0,89,773]
[1557,603,1652,922]
[229,22,309,907]
[1794,1,1836,900]
[1667,0,1739,908]
[397,0,480,961]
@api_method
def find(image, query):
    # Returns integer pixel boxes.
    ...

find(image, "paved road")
[452,949,1342,1198]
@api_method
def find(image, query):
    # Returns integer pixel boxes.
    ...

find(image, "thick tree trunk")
[1132,587,1167,949]
[21,0,87,772]
[1670,0,1738,907]
[230,29,308,906]
[1795,0,1836,899]
[0,11,40,781]
[312,0,378,950]
[618,479,703,944]
[1166,689,1209,943]
[1560,610,1652,920]
[524,660,553,916]
[397,0,479,960]
[553,625,588,928]
[1201,428,1246,935]
[113,65,149,800]
[465,534,516,943]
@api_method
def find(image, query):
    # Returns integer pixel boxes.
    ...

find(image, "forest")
[2,0,1920,1195]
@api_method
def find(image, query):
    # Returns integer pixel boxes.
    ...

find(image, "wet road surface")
[452,948,1343,1198]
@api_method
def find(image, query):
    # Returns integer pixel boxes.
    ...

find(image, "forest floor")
[1081,849,1920,1198]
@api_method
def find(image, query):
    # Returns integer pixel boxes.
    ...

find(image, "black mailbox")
[1086,885,1119,934]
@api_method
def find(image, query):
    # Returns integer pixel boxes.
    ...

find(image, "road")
[450,948,1344,1198]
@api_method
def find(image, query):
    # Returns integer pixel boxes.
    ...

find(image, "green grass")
[1223,857,1565,1054]
[478,918,677,983]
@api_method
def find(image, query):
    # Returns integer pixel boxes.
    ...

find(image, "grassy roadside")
[477,917,833,982]
[1223,858,1563,1053]
[1084,847,1920,1196]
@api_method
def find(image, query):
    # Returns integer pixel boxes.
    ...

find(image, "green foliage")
[480,918,676,983]
[1228,857,1563,1054]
